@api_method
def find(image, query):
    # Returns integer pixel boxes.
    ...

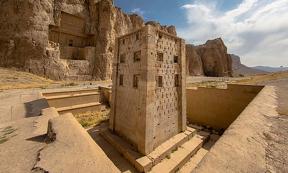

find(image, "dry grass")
[0,68,56,90]
[0,67,113,91]
[187,81,227,88]
[74,109,110,128]
[232,71,288,85]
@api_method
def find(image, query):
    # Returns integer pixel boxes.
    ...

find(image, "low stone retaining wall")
[186,84,263,129]
[193,86,279,173]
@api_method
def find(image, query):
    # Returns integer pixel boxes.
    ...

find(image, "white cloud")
[131,8,145,17]
[178,0,288,66]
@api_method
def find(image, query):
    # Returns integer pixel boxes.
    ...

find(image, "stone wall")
[186,84,263,129]
[193,86,282,173]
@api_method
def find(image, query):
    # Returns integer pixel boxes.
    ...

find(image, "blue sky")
[115,0,288,67]
[115,0,242,27]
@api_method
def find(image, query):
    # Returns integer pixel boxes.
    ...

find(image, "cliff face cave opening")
[48,11,95,61]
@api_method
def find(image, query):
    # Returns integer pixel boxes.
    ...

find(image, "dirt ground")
[0,68,54,90]
[0,68,112,91]
[257,77,288,172]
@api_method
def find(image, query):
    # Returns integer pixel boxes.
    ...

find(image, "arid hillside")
[0,68,54,90]
[0,67,111,90]
[233,71,288,85]
[231,54,267,77]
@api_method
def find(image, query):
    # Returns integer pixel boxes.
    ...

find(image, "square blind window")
[119,74,124,86]
[157,52,163,61]
[175,74,179,87]
[120,54,125,63]
[157,76,163,87]
[133,74,140,88]
[134,51,141,62]
[174,56,179,63]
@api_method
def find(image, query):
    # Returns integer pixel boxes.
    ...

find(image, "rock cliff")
[0,0,176,80]
[186,44,204,76]
[186,38,233,77]
[231,54,266,76]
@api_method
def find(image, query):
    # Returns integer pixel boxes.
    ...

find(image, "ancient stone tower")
[110,25,186,155]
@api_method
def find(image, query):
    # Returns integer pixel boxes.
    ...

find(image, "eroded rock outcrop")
[186,38,233,77]
[0,0,175,80]
[231,54,266,76]
[186,44,204,76]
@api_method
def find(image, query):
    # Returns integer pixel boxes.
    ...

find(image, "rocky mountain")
[0,0,250,80]
[252,66,288,73]
[231,54,267,76]
[186,38,232,77]
[0,0,176,80]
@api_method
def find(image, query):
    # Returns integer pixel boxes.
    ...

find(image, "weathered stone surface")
[186,38,233,77]
[192,86,288,173]
[186,44,204,76]
[0,0,175,81]
[145,21,177,35]
[36,113,120,173]
[110,25,186,155]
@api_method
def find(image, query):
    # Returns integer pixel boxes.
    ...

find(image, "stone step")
[149,133,208,173]
[147,127,197,166]
[178,148,208,173]
[42,88,99,97]
[101,129,150,172]
[179,133,220,173]
[45,92,100,108]
[100,127,197,172]
[56,102,104,115]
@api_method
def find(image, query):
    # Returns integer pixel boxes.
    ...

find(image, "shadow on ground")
[26,134,47,143]
[24,98,49,118]
[87,122,138,173]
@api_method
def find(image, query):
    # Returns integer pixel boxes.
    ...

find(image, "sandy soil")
[0,67,112,91]
[0,68,54,90]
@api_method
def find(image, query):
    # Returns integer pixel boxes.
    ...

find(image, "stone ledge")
[44,91,99,100]
[150,134,208,173]
[41,88,99,97]
[101,127,198,172]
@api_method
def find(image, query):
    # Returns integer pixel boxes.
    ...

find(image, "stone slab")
[46,92,100,108]
[101,129,152,172]
[101,127,197,172]
[56,102,103,115]
[42,88,99,97]
[34,114,120,173]
[150,133,208,173]
[179,148,208,173]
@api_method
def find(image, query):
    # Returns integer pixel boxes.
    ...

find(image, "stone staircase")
[42,88,104,115]
[101,127,210,173]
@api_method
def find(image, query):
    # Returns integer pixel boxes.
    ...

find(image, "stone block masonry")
[110,24,186,155]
